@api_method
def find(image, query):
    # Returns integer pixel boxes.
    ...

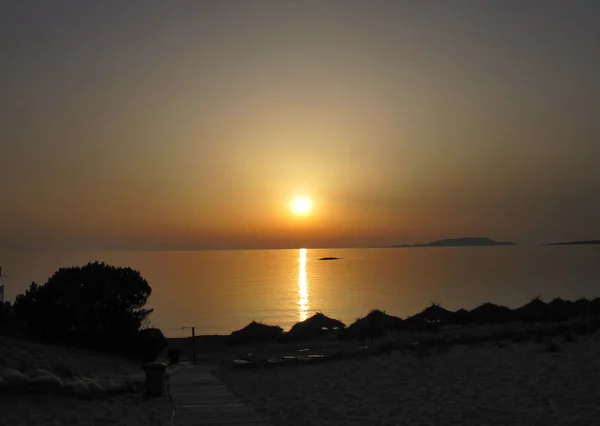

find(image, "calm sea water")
[1,247,599,337]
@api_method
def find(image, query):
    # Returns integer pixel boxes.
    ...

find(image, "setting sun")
[290,196,313,216]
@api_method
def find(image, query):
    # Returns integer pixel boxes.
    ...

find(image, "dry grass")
[0,336,171,426]
[0,336,142,378]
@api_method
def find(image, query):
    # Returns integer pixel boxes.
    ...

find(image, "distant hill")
[546,240,600,246]
[389,237,516,248]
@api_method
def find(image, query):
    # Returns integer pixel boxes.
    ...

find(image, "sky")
[1,0,599,250]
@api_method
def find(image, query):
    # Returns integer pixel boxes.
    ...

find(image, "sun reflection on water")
[298,248,310,322]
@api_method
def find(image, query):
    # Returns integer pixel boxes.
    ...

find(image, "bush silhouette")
[0,301,12,323]
[13,262,156,358]
[135,328,168,362]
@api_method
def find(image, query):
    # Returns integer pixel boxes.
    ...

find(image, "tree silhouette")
[14,262,157,357]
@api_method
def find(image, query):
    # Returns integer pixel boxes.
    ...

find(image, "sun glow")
[290,196,313,216]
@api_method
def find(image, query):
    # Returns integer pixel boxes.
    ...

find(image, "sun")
[290,196,313,216]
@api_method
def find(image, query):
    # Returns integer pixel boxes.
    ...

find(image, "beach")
[215,332,600,425]
[0,336,172,426]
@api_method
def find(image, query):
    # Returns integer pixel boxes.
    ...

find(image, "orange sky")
[1,1,599,250]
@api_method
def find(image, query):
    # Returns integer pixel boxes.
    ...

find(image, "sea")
[1,246,599,337]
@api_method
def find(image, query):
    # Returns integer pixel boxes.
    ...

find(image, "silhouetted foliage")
[287,312,345,341]
[168,349,182,365]
[13,262,155,358]
[0,301,12,323]
[228,321,283,345]
[135,328,168,362]
[0,301,16,335]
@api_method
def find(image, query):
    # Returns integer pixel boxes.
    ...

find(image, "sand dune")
[216,333,600,425]
[0,336,171,426]
[0,336,141,378]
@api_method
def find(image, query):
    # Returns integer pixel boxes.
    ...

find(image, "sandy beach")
[215,332,600,425]
[0,336,172,426]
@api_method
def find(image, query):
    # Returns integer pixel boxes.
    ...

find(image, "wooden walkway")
[169,364,271,426]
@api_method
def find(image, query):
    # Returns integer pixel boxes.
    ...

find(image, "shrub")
[0,301,12,323]
[13,262,155,357]
[0,301,20,335]
[135,328,168,362]
[168,349,182,365]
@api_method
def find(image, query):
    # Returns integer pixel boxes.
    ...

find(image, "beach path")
[170,364,271,426]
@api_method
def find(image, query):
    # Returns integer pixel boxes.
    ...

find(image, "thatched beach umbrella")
[591,298,600,316]
[548,298,573,322]
[287,312,345,341]
[340,309,403,342]
[405,303,456,329]
[363,309,404,330]
[469,302,513,325]
[513,297,549,323]
[453,308,471,325]
[228,321,283,345]
[570,298,592,319]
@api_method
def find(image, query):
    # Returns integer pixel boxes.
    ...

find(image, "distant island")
[319,257,341,260]
[388,237,516,248]
[546,240,600,246]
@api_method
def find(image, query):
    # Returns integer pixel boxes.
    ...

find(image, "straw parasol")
[287,312,345,341]
[453,308,471,325]
[340,309,403,342]
[405,303,456,328]
[570,298,592,319]
[513,297,550,323]
[547,298,573,322]
[228,321,283,345]
[469,302,513,325]
[591,297,600,316]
